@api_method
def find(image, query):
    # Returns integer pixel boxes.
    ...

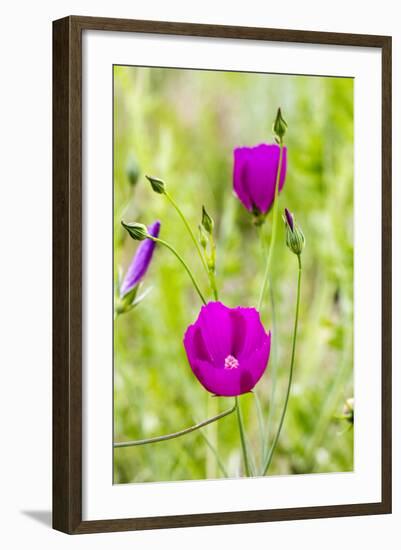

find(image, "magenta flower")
[120,220,160,297]
[233,144,287,214]
[183,302,271,397]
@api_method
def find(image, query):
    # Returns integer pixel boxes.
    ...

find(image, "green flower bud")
[115,284,139,315]
[146,175,166,194]
[121,220,148,241]
[201,205,214,234]
[273,107,287,144]
[283,208,305,256]
[126,155,140,187]
[198,224,208,249]
[343,397,354,425]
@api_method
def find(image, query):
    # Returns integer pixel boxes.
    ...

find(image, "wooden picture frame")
[53,15,392,534]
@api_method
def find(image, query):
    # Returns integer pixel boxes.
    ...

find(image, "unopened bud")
[146,175,166,194]
[121,221,148,241]
[273,107,287,144]
[201,205,214,234]
[343,397,354,425]
[283,208,305,256]
[126,155,140,187]
[198,224,208,249]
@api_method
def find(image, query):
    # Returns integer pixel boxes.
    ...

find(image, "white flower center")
[224,354,239,369]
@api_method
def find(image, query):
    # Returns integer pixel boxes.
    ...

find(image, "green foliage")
[113,66,354,483]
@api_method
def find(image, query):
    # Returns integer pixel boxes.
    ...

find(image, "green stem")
[165,191,209,275]
[149,236,207,305]
[263,254,302,475]
[209,271,218,301]
[235,396,251,477]
[253,391,267,474]
[257,143,284,311]
[265,277,279,454]
[208,234,218,301]
[114,401,236,448]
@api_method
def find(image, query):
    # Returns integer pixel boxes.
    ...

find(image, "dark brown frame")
[53,15,392,534]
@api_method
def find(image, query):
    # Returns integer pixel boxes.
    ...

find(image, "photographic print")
[53,16,391,533]
[113,66,354,484]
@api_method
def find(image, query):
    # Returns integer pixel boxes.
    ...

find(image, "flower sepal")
[251,206,267,227]
[115,284,139,315]
[121,221,149,241]
[146,174,166,194]
[273,107,287,145]
[201,205,214,234]
[115,284,153,316]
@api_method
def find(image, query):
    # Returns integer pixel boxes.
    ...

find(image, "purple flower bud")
[283,209,305,255]
[284,207,294,231]
[233,144,287,215]
[120,221,161,297]
[183,302,271,397]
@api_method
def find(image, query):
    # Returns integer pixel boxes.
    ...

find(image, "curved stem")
[263,254,302,475]
[149,236,207,305]
[165,191,209,275]
[114,401,236,448]
[257,144,284,311]
[235,396,251,477]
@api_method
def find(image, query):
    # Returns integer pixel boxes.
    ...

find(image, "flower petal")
[196,302,233,366]
[189,336,270,397]
[233,147,253,211]
[183,323,212,366]
[183,302,271,397]
[245,144,287,213]
[231,307,267,360]
[120,220,160,296]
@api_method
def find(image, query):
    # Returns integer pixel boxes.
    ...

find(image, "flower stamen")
[224,354,239,370]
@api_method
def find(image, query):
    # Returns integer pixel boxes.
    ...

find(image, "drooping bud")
[273,107,287,144]
[146,174,166,194]
[126,155,140,187]
[121,220,149,241]
[283,208,305,256]
[201,205,214,234]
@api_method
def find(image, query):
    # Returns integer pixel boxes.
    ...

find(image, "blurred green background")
[113,66,354,484]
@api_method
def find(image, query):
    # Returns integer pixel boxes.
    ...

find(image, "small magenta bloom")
[120,220,160,297]
[233,144,287,215]
[183,302,271,397]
